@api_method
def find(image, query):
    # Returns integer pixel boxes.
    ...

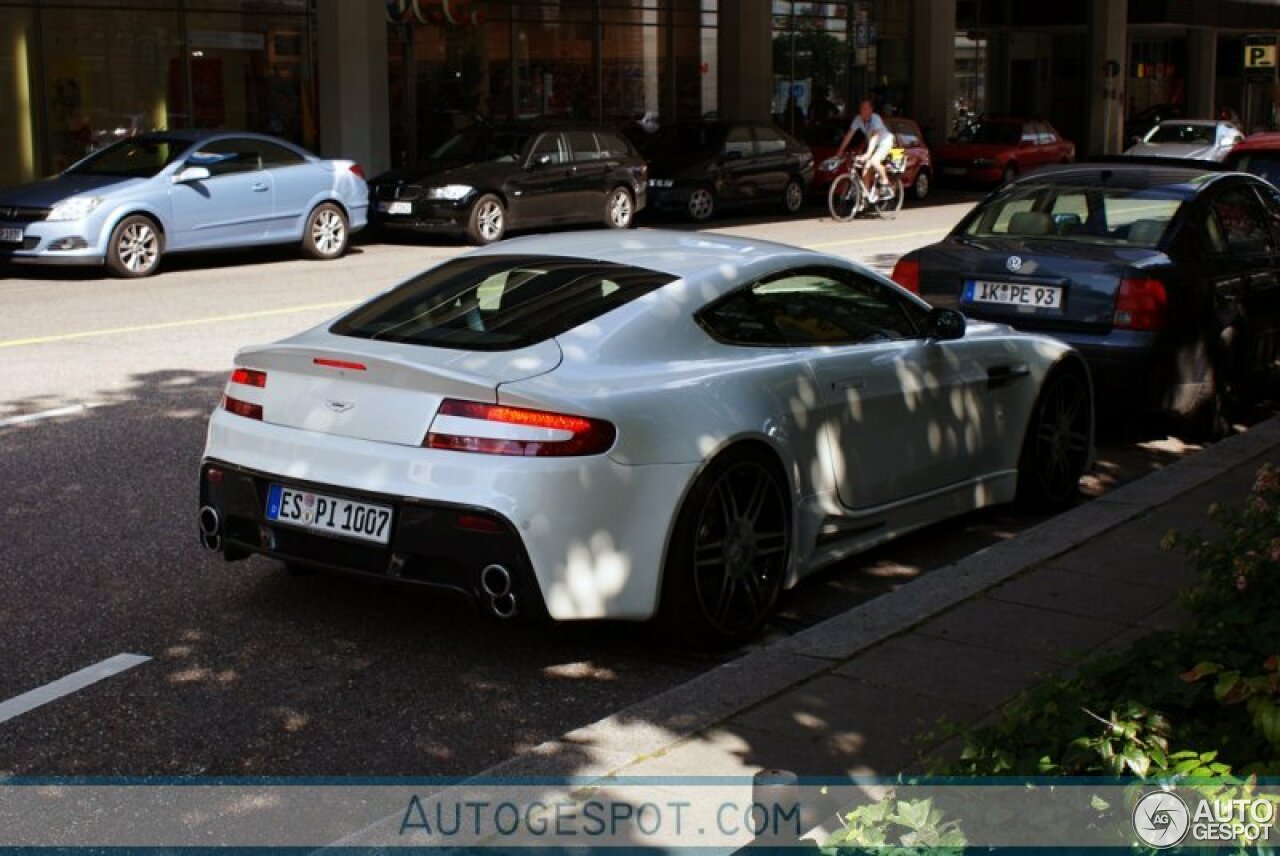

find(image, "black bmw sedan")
[639,121,814,222]
[892,163,1280,435]
[368,121,648,245]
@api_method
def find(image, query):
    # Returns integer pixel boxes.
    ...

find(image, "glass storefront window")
[386,0,718,169]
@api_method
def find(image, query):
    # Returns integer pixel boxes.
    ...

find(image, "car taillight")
[349,163,366,180]
[425,399,616,457]
[230,368,266,388]
[891,258,920,294]
[223,367,266,420]
[1114,277,1167,331]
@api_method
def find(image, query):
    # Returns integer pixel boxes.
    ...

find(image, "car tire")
[658,446,791,650]
[912,168,931,201]
[687,186,716,222]
[1001,162,1019,185]
[781,177,805,214]
[1015,361,1093,511]
[1178,340,1233,442]
[105,215,164,278]
[604,187,635,229]
[466,194,506,244]
[301,202,349,260]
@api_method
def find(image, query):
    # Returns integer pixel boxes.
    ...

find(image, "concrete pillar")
[1086,0,1127,156]
[318,0,390,175]
[911,0,956,147]
[1187,28,1218,119]
[718,0,773,122]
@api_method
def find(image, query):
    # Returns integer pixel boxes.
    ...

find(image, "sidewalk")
[446,417,1280,845]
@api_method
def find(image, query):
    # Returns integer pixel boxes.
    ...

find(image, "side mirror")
[173,165,211,183]
[922,307,966,341]
[528,153,555,169]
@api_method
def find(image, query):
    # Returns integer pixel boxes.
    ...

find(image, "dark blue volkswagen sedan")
[892,163,1280,436]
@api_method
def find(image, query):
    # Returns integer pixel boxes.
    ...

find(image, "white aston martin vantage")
[199,230,1093,646]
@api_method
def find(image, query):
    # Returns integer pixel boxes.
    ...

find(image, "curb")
[486,416,1280,782]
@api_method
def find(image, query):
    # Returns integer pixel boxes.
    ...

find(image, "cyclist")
[832,98,895,198]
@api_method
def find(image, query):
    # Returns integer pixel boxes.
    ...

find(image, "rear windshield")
[1227,151,1280,188]
[331,255,675,351]
[962,183,1185,248]
[1146,123,1216,144]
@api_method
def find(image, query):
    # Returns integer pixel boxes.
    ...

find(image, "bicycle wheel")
[873,177,905,218]
[828,174,862,222]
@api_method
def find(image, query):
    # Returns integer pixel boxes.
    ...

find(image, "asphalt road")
[0,194,1220,776]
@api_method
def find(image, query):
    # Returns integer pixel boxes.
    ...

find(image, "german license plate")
[0,228,22,243]
[378,201,413,215]
[266,484,392,545]
[967,280,1064,309]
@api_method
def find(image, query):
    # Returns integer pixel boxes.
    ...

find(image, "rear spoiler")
[1083,155,1230,171]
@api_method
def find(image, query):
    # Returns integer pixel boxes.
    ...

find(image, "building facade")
[1,0,1279,190]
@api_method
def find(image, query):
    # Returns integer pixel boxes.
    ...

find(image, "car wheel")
[912,169,931,201]
[106,215,163,278]
[1001,162,1019,185]
[1177,340,1233,442]
[301,203,349,260]
[604,187,635,229]
[660,447,791,649]
[687,186,716,222]
[781,177,805,214]
[466,194,506,244]
[1015,362,1092,511]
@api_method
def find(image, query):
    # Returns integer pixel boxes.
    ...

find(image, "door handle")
[251,183,269,192]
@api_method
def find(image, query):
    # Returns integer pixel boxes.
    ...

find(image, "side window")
[755,127,788,155]
[566,130,601,162]
[189,138,261,177]
[724,125,754,158]
[699,268,921,347]
[529,133,567,166]
[1037,123,1057,145]
[595,131,631,159]
[1021,123,1039,145]
[1209,186,1276,254]
[256,141,305,167]
[1250,181,1280,245]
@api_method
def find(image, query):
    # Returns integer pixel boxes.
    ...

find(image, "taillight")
[891,258,920,294]
[425,399,616,457]
[349,163,366,180]
[230,368,266,388]
[1114,277,1167,331]
[313,358,366,371]
[222,395,263,421]
[224,367,266,420]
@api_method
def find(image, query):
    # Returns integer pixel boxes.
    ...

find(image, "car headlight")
[425,184,474,201]
[47,196,105,221]
[820,157,842,171]
[972,158,998,167]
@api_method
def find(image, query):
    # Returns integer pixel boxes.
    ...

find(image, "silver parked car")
[1123,119,1244,163]
[0,130,368,278]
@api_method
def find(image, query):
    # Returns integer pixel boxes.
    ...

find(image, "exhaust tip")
[199,505,220,538]
[480,564,512,599]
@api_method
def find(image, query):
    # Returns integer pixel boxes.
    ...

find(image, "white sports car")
[199,230,1093,646]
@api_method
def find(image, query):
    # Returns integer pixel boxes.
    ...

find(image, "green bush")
[824,463,1280,851]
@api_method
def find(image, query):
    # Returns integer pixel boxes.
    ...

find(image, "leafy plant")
[822,793,966,855]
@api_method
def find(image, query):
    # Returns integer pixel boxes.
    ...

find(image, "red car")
[804,116,935,201]
[1224,131,1280,187]
[934,116,1075,186]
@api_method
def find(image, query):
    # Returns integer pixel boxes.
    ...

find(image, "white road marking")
[0,653,151,725]
[0,402,105,428]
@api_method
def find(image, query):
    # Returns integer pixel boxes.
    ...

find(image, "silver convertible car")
[0,130,368,277]
[199,230,1095,647]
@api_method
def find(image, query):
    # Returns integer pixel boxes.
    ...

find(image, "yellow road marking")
[0,226,952,349]
[0,300,353,350]
[805,227,949,249]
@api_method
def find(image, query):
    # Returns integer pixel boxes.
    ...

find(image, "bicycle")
[827,147,907,221]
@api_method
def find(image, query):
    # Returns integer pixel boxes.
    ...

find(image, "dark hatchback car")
[368,122,648,245]
[892,164,1280,435]
[640,121,814,221]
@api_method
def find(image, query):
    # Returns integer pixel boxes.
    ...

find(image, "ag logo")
[1005,255,1023,272]
[1133,791,1190,849]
